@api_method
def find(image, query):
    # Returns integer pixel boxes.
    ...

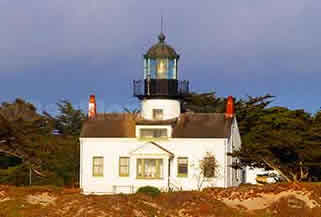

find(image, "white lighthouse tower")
[133,32,189,120]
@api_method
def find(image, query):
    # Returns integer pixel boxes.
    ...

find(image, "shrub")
[136,186,160,197]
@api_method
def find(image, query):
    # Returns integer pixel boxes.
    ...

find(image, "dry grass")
[0,183,320,217]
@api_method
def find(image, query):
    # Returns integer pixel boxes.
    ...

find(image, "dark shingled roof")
[80,113,136,138]
[172,113,233,138]
[80,113,233,139]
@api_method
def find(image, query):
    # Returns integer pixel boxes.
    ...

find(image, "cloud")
[0,0,318,71]
[0,0,320,112]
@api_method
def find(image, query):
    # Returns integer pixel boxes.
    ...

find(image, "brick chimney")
[225,96,234,118]
[88,94,96,119]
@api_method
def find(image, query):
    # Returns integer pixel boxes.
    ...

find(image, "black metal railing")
[133,79,189,98]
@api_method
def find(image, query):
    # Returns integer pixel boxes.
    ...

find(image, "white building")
[79,33,244,194]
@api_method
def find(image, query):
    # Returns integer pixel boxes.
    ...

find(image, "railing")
[133,79,190,98]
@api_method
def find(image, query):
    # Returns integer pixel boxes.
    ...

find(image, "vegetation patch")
[136,186,161,197]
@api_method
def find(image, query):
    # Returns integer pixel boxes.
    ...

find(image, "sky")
[0,0,320,114]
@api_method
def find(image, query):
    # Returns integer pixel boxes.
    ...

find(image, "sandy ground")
[221,190,319,210]
[0,190,10,203]
[0,183,321,217]
[26,192,56,206]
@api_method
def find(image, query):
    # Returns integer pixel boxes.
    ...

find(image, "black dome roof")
[144,33,179,59]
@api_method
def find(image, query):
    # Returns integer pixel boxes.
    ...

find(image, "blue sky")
[0,0,320,114]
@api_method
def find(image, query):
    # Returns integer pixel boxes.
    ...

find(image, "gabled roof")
[80,113,233,139]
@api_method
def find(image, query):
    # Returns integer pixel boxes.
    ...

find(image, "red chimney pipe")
[88,94,96,119]
[225,96,234,118]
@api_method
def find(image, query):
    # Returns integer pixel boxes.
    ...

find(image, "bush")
[136,186,161,197]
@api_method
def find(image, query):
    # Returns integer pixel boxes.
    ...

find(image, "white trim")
[129,142,173,157]
[79,140,83,188]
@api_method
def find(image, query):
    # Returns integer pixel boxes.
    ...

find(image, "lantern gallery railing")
[133,79,190,99]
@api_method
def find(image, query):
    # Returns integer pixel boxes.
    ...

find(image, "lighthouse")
[80,32,244,195]
[133,32,189,120]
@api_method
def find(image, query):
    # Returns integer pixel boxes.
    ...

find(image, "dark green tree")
[182,92,226,113]
[0,99,54,185]
[45,100,85,136]
[0,99,86,186]
[305,109,321,181]
[182,92,274,137]
[44,100,86,186]
[183,92,321,182]
[232,107,315,182]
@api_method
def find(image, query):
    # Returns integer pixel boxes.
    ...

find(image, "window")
[156,58,168,78]
[93,156,104,177]
[177,157,188,177]
[137,159,163,179]
[140,128,167,139]
[203,157,215,178]
[119,157,129,177]
[153,109,163,120]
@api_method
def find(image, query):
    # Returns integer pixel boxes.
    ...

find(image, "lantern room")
[133,33,189,99]
[143,33,179,80]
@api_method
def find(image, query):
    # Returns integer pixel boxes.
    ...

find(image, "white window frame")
[136,158,163,179]
[136,125,172,139]
[92,156,104,177]
[119,157,130,177]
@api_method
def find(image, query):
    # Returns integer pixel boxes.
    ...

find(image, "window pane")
[120,157,129,166]
[140,129,168,139]
[149,59,157,79]
[93,157,103,176]
[160,129,167,137]
[140,129,154,138]
[119,157,129,176]
[178,158,188,164]
[144,159,156,177]
[137,159,143,177]
[154,129,167,138]
[153,109,163,120]
[156,58,168,78]
[93,167,99,174]
[178,158,188,176]
[136,159,163,178]
[178,165,187,174]
[97,167,103,175]
[94,157,103,166]
[159,159,163,178]
[168,59,175,79]
[120,166,128,175]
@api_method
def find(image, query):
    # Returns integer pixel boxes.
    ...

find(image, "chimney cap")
[89,95,96,103]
